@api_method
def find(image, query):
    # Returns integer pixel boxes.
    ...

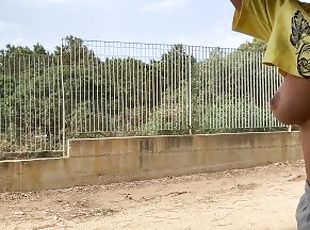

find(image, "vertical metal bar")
[215,48,220,129]
[173,45,176,130]
[206,48,210,130]
[143,44,147,132]
[178,46,181,130]
[244,51,248,129]
[253,51,258,128]
[168,46,171,130]
[174,46,177,130]
[78,42,82,133]
[143,45,147,132]
[8,55,12,150]
[236,50,241,129]
[47,56,51,150]
[60,41,66,154]
[11,55,16,151]
[196,47,200,130]
[87,47,91,132]
[268,65,277,128]
[222,49,226,130]
[170,45,174,131]
[96,44,100,132]
[132,50,136,131]
[116,45,120,132]
[137,45,141,131]
[74,40,78,133]
[125,47,129,132]
[261,59,266,129]
[231,48,236,129]
[18,55,22,150]
[159,45,163,131]
[202,47,206,130]
[128,52,132,132]
[92,50,96,132]
[227,48,231,130]
[43,56,47,150]
[120,45,125,132]
[188,46,192,134]
[241,51,245,129]
[146,44,150,132]
[33,55,37,151]
[151,45,156,132]
[0,52,3,148]
[100,60,104,131]
[13,55,17,151]
[266,64,270,128]
[248,51,252,129]
[133,51,136,132]
[112,50,116,132]
[162,45,166,130]
[69,40,73,135]
[181,45,184,129]
[148,45,152,132]
[56,55,61,150]
[225,49,229,130]
[207,47,215,130]
[4,55,7,149]
[258,53,263,128]
[28,55,33,151]
[52,56,57,150]
[82,46,87,132]
[94,56,100,132]
[37,55,43,151]
[200,47,204,130]
[185,46,189,130]
[22,56,27,150]
[104,44,108,131]
[257,51,261,128]
[139,44,143,132]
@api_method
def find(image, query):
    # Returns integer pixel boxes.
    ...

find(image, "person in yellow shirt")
[230,0,310,229]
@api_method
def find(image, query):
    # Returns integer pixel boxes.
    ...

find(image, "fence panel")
[0,53,65,159]
[190,47,285,133]
[63,40,192,137]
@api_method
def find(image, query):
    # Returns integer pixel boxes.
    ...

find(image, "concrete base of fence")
[0,132,303,192]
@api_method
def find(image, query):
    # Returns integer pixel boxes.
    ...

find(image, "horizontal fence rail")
[0,39,287,159]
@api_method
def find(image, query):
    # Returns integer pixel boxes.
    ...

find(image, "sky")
[0,0,253,52]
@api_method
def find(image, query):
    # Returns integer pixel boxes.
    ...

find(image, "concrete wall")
[0,132,303,192]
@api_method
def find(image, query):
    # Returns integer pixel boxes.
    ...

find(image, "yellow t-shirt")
[232,0,310,78]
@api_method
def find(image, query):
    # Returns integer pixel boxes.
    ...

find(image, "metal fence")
[64,39,284,137]
[0,39,286,158]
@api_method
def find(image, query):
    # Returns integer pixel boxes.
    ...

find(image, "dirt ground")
[0,161,306,230]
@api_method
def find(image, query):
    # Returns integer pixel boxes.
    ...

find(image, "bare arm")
[230,0,242,11]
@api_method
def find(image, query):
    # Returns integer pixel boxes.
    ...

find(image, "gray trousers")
[296,182,310,230]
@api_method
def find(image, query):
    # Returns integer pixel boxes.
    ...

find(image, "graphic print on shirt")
[290,10,310,78]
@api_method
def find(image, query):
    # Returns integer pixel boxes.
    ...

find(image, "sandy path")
[0,161,306,230]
